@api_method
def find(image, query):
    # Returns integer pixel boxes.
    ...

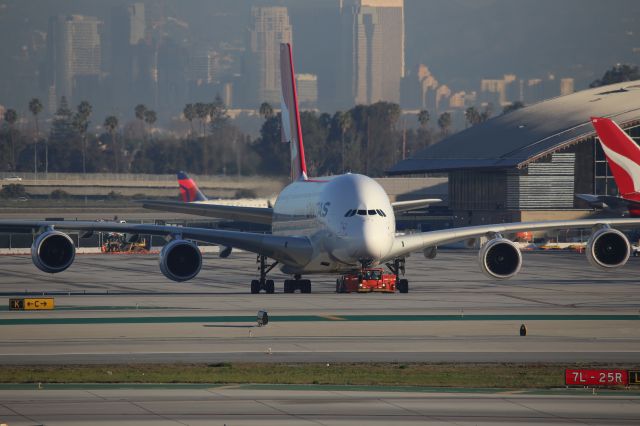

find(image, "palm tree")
[134,104,146,122]
[28,98,43,178]
[143,110,156,131]
[74,101,92,175]
[417,110,430,129]
[195,102,208,137]
[338,111,352,173]
[437,112,452,136]
[104,116,119,173]
[464,107,480,127]
[3,109,17,170]
[183,103,196,136]
[259,102,274,120]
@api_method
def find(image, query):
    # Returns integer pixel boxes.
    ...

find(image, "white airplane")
[1,43,640,294]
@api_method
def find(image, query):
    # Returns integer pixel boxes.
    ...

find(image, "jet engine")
[31,230,76,273]
[586,228,630,270]
[159,239,202,282]
[478,238,522,279]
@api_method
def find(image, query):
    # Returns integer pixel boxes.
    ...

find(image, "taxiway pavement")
[0,250,638,364]
[1,387,639,425]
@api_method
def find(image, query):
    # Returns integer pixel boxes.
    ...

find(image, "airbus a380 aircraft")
[1,44,640,294]
[577,117,640,217]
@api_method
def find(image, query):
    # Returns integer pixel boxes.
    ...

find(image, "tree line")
[0,96,453,177]
[2,63,635,178]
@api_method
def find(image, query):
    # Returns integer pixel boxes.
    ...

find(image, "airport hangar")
[389,81,640,228]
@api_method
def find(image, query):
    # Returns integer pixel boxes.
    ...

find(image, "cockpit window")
[346,209,385,217]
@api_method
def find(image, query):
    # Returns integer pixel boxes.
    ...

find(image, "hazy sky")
[0,0,638,105]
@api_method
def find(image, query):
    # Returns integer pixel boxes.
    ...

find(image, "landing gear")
[284,274,311,293]
[386,257,409,293]
[251,255,278,294]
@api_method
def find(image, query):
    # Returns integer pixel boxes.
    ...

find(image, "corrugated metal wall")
[507,153,575,209]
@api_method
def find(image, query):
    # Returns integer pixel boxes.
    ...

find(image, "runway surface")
[1,386,639,425]
[0,250,639,364]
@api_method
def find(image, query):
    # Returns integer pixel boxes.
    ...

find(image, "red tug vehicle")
[335,268,408,293]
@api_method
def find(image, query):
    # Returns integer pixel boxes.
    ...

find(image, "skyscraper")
[46,15,102,107]
[247,6,293,105]
[339,0,405,106]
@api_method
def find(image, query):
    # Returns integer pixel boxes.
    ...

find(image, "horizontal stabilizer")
[391,198,441,213]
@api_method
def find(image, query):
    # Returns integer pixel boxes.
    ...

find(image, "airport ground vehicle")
[101,234,148,253]
[336,268,406,293]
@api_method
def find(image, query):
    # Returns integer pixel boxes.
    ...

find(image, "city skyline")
[0,0,638,130]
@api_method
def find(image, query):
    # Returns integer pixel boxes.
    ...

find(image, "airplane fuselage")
[272,173,395,274]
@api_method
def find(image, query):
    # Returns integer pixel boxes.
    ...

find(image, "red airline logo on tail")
[591,117,640,202]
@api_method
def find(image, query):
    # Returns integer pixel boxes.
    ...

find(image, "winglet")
[177,171,208,202]
[280,43,308,181]
[591,117,640,201]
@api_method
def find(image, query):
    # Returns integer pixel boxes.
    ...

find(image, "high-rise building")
[129,3,146,45]
[247,6,293,105]
[46,15,102,106]
[339,0,405,106]
[295,74,318,109]
[560,78,575,96]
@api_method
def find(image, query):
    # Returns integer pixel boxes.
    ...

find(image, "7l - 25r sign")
[565,369,628,386]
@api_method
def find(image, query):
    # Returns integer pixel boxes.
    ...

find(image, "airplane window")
[377,210,387,217]
[357,210,366,215]
[344,210,353,217]
[349,210,356,217]
[368,210,376,215]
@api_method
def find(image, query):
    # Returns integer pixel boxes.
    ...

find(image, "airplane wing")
[391,198,441,213]
[384,217,640,261]
[140,200,273,224]
[0,220,309,266]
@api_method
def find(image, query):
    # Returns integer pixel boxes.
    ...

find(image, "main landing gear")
[385,257,409,293]
[250,255,311,294]
[251,254,278,294]
[284,274,312,294]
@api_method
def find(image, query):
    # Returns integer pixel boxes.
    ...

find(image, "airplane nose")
[356,220,391,262]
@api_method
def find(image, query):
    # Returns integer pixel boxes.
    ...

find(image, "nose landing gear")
[385,257,409,293]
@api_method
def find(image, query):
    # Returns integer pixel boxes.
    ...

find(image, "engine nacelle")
[159,239,202,282]
[423,246,437,259]
[478,238,522,279]
[586,228,630,270]
[31,230,76,273]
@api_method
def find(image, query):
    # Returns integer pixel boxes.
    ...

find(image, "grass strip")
[0,363,636,389]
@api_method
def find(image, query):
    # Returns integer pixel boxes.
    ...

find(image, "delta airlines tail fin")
[177,171,208,202]
[280,43,308,181]
[591,117,640,202]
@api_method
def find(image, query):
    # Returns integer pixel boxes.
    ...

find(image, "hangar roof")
[388,81,640,174]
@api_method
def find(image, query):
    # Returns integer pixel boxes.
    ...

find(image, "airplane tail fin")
[591,117,640,201]
[280,43,308,181]
[177,171,208,202]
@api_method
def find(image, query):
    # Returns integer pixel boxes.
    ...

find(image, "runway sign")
[629,371,640,385]
[9,298,55,311]
[565,369,628,386]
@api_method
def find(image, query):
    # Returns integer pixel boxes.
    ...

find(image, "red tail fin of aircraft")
[591,117,640,202]
[177,171,208,202]
[280,43,308,181]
